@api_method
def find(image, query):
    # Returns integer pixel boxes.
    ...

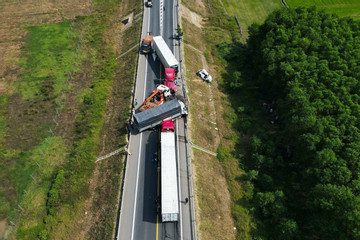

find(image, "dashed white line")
[160,0,163,36]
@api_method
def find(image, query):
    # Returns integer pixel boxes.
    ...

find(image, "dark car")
[146,0,152,7]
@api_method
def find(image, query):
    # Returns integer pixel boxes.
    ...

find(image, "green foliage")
[217,144,232,163]
[255,190,286,218]
[239,7,360,240]
[176,24,183,36]
[47,170,65,216]
[287,0,360,18]
[223,108,238,124]
[38,230,49,240]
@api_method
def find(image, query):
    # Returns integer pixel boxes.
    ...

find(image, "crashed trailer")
[133,99,187,132]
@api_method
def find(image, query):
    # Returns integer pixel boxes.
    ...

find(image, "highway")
[116,1,194,240]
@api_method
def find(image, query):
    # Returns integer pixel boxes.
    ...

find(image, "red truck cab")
[162,119,175,132]
[164,68,178,92]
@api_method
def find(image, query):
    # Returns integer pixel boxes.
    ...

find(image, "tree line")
[222,7,360,240]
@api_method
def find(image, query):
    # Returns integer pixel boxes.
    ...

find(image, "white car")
[196,69,212,82]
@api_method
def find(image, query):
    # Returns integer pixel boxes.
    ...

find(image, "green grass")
[0,137,68,222]
[14,137,68,239]
[0,95,7,146]
[1,0,136,238]
[287,0,360,17]
[19,21,78,99]
[0,20,75,229]
[222,0,282,33]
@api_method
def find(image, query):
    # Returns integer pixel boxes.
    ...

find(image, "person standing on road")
[185,197,188,204]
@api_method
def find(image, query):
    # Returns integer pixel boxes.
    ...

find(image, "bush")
[217,144,232,163]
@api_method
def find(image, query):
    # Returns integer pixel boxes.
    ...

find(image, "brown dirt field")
[179,4,205,29]
[181,0,207,17]
[0,0,92,96]
[0,0,92,41]
[0,42,20,95]
[4,95,56,150]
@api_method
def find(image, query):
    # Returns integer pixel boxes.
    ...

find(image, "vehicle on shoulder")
[196,69,212,82]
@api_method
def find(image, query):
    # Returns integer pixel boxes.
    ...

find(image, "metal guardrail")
[190,142,217,157]
[95,146,127,162]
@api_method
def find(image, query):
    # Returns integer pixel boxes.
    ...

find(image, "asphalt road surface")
[116,1,194,239]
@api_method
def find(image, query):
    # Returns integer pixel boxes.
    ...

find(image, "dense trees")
[230,7,360,239]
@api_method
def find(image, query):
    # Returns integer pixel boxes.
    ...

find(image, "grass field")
[0,20,76,226]
[19,21,78,99]
[0,0,139,238]
[222,0,282,36]
[287,0,360,17]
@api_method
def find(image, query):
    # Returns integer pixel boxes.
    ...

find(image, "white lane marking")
[160,0,163,36]
[130,61,147,240]
[131,133,143,240]
[176,120,184,240]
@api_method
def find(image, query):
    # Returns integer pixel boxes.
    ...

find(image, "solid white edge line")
[130,4,150,240]
[176,120,184,240]
[130,133,143,240]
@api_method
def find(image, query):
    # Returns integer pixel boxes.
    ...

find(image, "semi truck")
[133,99,187,132]
[160,119,179,222]
[153,36,179,73]
[164,68,178,92]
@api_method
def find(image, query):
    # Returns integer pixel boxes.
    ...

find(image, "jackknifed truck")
[133,99,187,132]
[153,36,179,73]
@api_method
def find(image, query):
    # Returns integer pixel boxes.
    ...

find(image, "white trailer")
[153,36,179,73]
[160,119,179,222]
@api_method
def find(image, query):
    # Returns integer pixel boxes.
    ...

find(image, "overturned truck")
[133,99,187,132]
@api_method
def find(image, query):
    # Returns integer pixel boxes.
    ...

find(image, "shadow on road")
[142,130,159,223]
